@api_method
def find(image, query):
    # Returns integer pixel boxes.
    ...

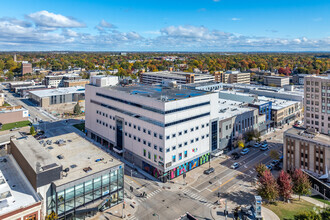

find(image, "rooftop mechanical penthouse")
[85,76,219,182]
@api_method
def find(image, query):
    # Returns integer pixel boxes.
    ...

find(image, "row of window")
[97,110,116,120]
[124,122,163,140]
[166,123,209,140]
[166,134,209,153]
[96,119,115,130]
[172,151,188,163]
[124,132,164,153]
[143,149,164,163]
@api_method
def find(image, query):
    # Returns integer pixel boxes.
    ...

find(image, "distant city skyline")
[0,0,329,51]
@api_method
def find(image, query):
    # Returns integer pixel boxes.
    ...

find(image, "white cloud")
[95,19,117,32]
[26,10,85,28]
[231,18,241,21]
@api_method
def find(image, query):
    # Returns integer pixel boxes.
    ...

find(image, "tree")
[237,139,245,149]
[292,169,311,200]
[277,170,293,202]
[256,163,267,177]
[294,210,322,220]
[269,149,280,160]
[45,212,58,220]
[73,102,82,115]
[244,129,260,142]
[257,170,279,202]
[30,126,36,135]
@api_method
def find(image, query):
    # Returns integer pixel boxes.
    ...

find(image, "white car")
[240,148,250,155]
[231,162,239,169]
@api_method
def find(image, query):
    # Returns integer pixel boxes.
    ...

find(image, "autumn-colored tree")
[255,163,267,177]
[277,170,293,202]
[292,169,311,200]
[269,149,280,160]
[257,170,279,202]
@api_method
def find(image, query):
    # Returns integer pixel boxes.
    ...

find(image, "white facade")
[85,82,218,180]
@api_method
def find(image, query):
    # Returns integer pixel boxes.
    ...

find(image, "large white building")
[86,76,219,181]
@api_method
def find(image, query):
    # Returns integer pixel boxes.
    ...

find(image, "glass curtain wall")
[51,167,124,219]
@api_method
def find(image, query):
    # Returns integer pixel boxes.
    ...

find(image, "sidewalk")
[261,206,280,220]
[292,195,329,208]
[88,198,138,220]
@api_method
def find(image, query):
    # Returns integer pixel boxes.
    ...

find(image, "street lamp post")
[153,213,160,220]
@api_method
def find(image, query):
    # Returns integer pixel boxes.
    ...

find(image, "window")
[138,138,141,142]
[184,130,188,134]
[143,140,146,145]
[125,122,127,125]
[154,154,157,162]
[143,128,146,133]
[154,132,157,138]
[172,133,176,138]
[133,125,136,129]
[138,126,141,131]
[148,152,151,159]
[166,135,170,140]
[172,146,176,150]
[202,135,205,139]
[159,147,163,152]
[184,142,188,146]
[196,137,199,142]
[179,153,182,160]
[191,128,194,132]
[202,124,205,128]
[206,123,209,127]
[143,149,146,157]
[184,151,188,158]
[178,144,182,148]
[148,130,151,135]
[159,135,163,140]
[133,136,136,140]
[191,139,194,143]
[125,132,127,136]
[178,131,182,136]
[154,145,157,150]
[195,126,199,130]
[129,123,131,127]
[172,155,176,162]
[128,133,131,138]
[206,134,209,137]
[148,142,151,147]
[166,148,170,153]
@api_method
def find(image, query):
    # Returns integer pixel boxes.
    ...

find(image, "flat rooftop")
[29,86,85,98]
[264,75,289,79]
[216,98,255,120]
[107,84,210,102]
[285,127,330,147]
[0,131,22,145]
[11,136,60,174]
[142,71,214,79]
[0,155,40,215]
[44,132,121,187]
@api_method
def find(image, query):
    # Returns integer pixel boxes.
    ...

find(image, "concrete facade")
[22,63,33,75]
[263,76,290,87]
[284,127,330,176]
[304,75,330,135]
[0,106,29,125]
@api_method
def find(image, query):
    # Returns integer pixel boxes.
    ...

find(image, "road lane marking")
[126,176,143,187]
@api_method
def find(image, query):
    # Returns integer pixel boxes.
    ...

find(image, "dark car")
[231,152,240,160]
[204,167,215,175]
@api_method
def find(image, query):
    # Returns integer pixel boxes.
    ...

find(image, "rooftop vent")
[63,168,70,172]
[83,167,92,173]
[70,164,77,169]
[57,155,64,160]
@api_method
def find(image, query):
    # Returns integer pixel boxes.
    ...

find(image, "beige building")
[63,79,90,87]
[0,106,29,125]
[304,75,330,135]
[264,76,290,87]
[284,127,330,176]
[271,100,301,127]
[215,71,250,84]
[21,62,33,75]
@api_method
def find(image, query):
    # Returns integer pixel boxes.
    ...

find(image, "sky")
[0,0,329,51]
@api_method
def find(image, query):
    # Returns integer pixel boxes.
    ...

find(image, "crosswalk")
[182,188,215,209]
[137,188,163,203]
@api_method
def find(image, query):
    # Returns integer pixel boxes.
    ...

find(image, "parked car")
[279,155,283,162]
[274,164,282,171]
[231,152,240,160]
[271,160,279,166]
[240,148,250,155]
[253,142,261,148]
[231,162,239,169]
[260,145,269,151]
[266,164,273,171]
[204,167,215,175]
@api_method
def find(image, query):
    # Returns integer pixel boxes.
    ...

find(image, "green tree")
[73,102,82,115]
[269,149,280,160]
[294,210,321,220]
[45,212,58,220]
[30,126,36,135]
[256,163,267,177]
[292,169,311,200]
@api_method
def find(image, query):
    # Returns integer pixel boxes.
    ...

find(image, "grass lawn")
[311,195,330,206]
[264,199,316,220]
[73,123,85,132]
[0,120,31,131]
